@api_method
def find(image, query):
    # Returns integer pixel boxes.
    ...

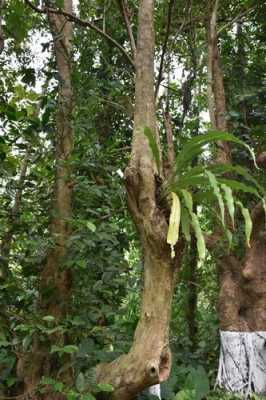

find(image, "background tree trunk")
[207,0,266,395]
[17,1,74,396]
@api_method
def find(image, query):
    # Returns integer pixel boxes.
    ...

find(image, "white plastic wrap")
[216,331,266,396]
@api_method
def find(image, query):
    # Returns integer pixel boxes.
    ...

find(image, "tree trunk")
[0,146,30,279]
[0,0,4,53]
[206,0,266,396]
[17,1,74,396]
[185,236,198,351]
[40,0,73,320]
[96,1,182,398]
[216,206,266,395]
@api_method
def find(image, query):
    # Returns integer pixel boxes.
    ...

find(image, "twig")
[24,0,135,68]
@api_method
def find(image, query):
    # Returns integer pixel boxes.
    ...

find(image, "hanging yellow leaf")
[167,192,181,258]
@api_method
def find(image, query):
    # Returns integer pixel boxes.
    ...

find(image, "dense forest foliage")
[0,0,266,399]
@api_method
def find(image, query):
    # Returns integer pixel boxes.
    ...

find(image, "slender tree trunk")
[40,0,73,319]
[0,0,4,53]
[185,235,198,351]
[17,1,74,397]
[96,1,182,398]
[206,1,266,395]
[0,146,30,279]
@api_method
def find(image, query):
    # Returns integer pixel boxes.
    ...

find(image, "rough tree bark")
[96,1,182,399]
[17,1,74,397]
[206,0,266,395]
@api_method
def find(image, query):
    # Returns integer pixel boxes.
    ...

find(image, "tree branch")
[217,5,256,34]
[163,110,175,172]
[24,0,135,68]
[116,0,136,61]
[155,0,175,98]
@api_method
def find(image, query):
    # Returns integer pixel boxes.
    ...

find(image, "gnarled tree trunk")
[206,0,266,396]
[96,1,182,398]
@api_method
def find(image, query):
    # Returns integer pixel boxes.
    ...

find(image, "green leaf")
[143,126,161,172]
[181,207,191,242]
[184,366,210,400]
[43,315,55,322]
[191,213,206,261]
[236,201,252,247]
[181,189,193,213]
[175,131,258,172]
[181,190,206,260]
[82,394,96,400]
[76,372,85,393]
[221,184,235,228]
[87,221,96,232]
[51,345,78,354]
[175,389,196,400]
[96,383,114,392]
[218,178,260,197]
[62,345,78,354]
[167,192,181,258]
[206,171,225,226]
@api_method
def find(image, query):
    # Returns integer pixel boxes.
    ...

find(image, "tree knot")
[146,361,159,381]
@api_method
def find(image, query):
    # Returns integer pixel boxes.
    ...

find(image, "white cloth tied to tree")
[148,384,161,398]
[217,331,266,396]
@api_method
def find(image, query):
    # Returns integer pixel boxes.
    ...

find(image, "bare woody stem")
[116,0,137,60]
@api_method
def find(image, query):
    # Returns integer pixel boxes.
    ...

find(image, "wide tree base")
[216,331,266,396]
